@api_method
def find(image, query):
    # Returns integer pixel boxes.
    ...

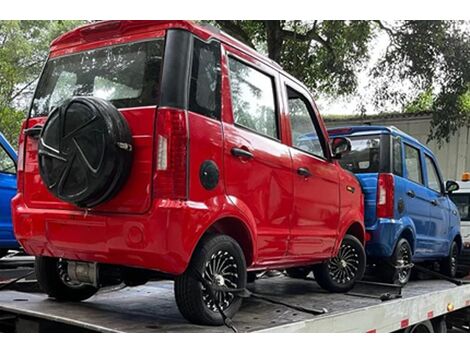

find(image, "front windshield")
[31,39,164,117]
[337,135,381,174]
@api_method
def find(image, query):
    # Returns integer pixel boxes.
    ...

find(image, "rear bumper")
[11,193,220,275]
[365,219,402,258]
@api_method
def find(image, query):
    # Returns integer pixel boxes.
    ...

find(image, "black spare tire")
[38,97,133,208]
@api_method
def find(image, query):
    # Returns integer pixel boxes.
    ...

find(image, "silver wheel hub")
[328,243,360,284]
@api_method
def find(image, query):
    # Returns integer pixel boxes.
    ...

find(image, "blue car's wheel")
[440,241,459,278]
[382,238,412,286]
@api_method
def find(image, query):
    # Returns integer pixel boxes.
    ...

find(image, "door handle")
[431,199,438,206]
[24,124,44,139]
[231,147,253,160]
[297,167,312,177]
[406,190,416,198]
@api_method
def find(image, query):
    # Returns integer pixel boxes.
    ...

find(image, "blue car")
[0,132,18,257]
[327,126,461,285]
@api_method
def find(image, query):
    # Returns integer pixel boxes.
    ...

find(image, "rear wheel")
[440,240,459,278]
[174,234,246,326]
[313,235,366,293]
[382,238,413,286]
[35,257,98,302]
[285,267,311,279]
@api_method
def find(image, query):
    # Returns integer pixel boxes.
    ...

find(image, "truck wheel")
[174,234,246,326]
[402,320,434,333]
[285,267,311,279]
[0,249,8,258]
[35,257,98,302]
[440,240,459,278]
[382,238,413,286]
[312,235,366,293]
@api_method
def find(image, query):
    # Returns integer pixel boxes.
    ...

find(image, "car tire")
[0,249,8,259]
[382,238,413,286]
[35,256,98,302]
[285,267,311,279]
[440,240,459,278]
[174,234,246,326]
[312,235,366,293]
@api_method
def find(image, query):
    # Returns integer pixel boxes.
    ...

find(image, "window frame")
[403,142,424,186]
[226,53,281,142]
[284,83,329,161]
[0,145,16,175]
[424,152,444,194]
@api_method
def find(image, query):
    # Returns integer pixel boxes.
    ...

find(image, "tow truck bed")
[1,275,469,333]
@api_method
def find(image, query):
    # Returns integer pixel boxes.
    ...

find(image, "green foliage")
[0,20,85,143]
[404,90,434,113]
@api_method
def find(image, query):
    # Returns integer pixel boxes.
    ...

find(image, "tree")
[0,20,85,143]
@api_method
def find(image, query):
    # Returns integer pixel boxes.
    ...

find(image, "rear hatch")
[22,24,165,214]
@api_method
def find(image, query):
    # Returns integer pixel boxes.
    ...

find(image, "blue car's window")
[449,193,470,221]
[0,146,15,174]
[338,136,381,174]
[424,154,442,193]
[404,144,424,185]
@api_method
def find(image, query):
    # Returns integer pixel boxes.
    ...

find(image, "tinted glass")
[31,39,164,117]
[404,144,423,185]
[425,154,442,193]
[287,87,325,158]
[450,193,470,221]
[0,147,15,174]
[338,136,381,174]
[393,137,403,176]
[228,57,277,139]
[189,39,221,119]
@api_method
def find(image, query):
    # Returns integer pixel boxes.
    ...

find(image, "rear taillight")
[153,107,188,199]
[376,173,395,218]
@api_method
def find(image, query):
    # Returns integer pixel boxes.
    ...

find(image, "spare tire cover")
[38,96,133,208]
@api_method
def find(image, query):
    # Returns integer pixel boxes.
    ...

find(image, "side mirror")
[446,180,459,193]
[331,137,351,159]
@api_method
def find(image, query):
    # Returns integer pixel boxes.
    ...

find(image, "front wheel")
[313,235,366,293]
[35,257,98,301]
[440,240,459,278]
[174,234,246,326]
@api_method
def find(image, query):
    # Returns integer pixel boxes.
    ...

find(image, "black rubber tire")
[174,234,246,326]
[403,320,434,333]
[312,235,366,293]
[35,256,98,302]
[285,267,311,279]
[440,240,459,278]
[247,272,257,283]
[38,96,133,208]
[0,249,8,258]
[382,238,413,286]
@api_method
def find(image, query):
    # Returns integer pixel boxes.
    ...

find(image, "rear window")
[338,135,381,174]
[31,39,164,117]
[450,193,470,221]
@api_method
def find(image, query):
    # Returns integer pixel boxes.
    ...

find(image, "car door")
[423,153,450,256]
[402,142,432,258]
[222,46,293,262]
[282,81,340,260]
[0,143,17,245]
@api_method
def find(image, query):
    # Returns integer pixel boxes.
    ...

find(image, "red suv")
[12,20,366,325]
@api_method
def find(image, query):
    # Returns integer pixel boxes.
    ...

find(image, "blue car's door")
[402,142,432,258]
[423,153,450,257]
[0,137,17,247]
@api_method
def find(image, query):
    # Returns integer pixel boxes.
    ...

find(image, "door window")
[286,86,326,158]
[424,154,442,193]
[0,147,15,174]
[228,57,278,139]
[404,144,423,185]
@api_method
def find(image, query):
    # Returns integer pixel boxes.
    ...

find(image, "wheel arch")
[398,227,416,254]
[345,221,366,245]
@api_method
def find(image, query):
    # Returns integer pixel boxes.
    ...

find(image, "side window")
[228,57,278,139]
[392,137,403,176]
[286,86,326,158]
[189,39,221,119]
[404,144,423,185]
[425,154,442,193]
[0,147,15,174]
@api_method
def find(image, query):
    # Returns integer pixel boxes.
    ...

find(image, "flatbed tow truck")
[1,253,469,333]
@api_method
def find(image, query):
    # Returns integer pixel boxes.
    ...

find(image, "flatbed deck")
[1,275,469,333]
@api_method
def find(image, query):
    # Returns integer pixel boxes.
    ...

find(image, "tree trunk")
[265,21,283,63]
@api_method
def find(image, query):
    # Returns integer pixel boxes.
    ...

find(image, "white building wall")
[325,116,470,181]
